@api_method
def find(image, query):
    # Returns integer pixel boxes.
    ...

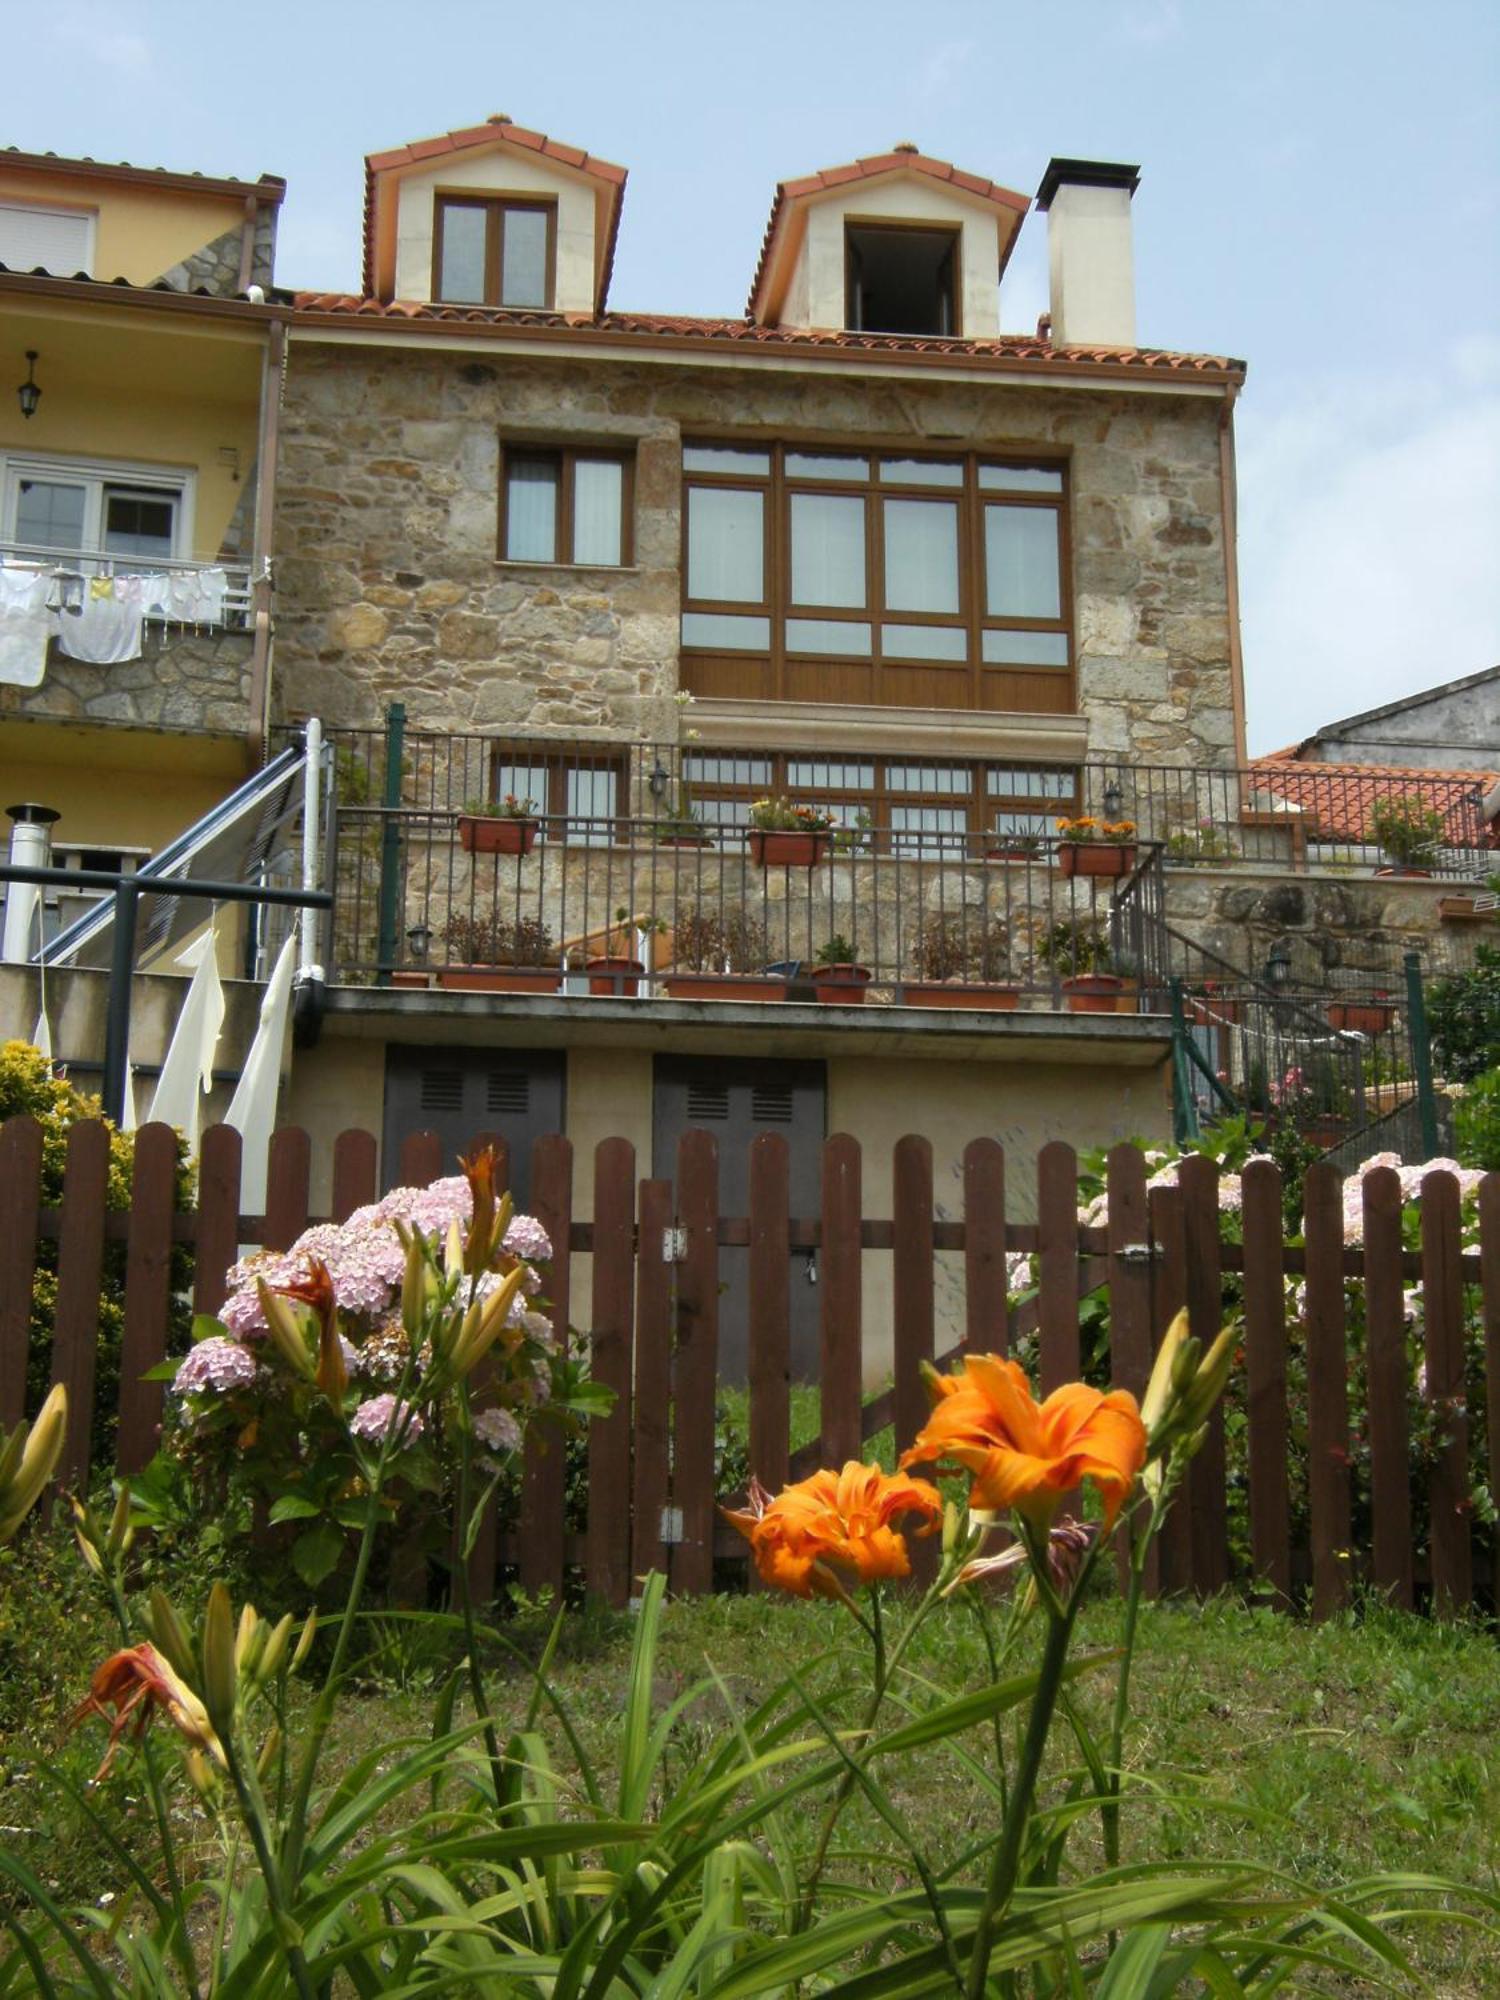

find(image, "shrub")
[442,909,554,965]
[1428,943,1500,1082]
[672,904,767,972]
[1369,792,1445,867]
[913,911,1010,982]
[1454,1066,1500,1169]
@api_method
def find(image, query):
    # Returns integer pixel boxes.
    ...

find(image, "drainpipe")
[292,717,327,1047]
[245,317,286,769]
[1218,385,1250,775]
[2,804,60,964]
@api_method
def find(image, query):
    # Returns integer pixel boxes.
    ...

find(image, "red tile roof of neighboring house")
[1248,757,1496,843]
[749,147,1029,319]
[288,293,1245,379]
[362,117,626,307]
[0,146,284,203]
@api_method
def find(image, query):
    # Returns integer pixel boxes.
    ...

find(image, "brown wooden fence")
[4,1116,1497,1618]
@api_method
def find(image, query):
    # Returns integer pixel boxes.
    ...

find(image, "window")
[0,201,94,276]
[1,453,189,560]
[488,744,629,846]
[500,447,631,567]
[846,223,959,335]
[680,444,1069,713]
[433,196,555,308]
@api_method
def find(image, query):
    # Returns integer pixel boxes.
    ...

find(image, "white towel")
[54,580,143,663]
[0,569,51,687]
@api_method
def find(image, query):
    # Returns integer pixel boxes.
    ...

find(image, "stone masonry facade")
[0,628,253,733]
[155,211,278,299]
[272,343,1239,768]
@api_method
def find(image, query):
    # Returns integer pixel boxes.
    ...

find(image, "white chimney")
[1035,159,1141,348]
[2,802,60,965]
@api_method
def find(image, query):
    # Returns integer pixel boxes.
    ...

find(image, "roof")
[1287,664,1500,755]
[0,146,284,204]
[1249,755,1496,842]
[0,263,281,322]
[362,116,627,308]
[288,293,1245,379]
[749,146,1029,320]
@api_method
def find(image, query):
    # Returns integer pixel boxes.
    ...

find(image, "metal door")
[381,1045,565,1210]
[652,1055,825,1383]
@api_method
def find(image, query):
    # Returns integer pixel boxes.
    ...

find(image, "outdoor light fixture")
[1102,777,1124,821]
[16,351,40,421]
[1264,942,1291,989]
[648,758,670,801]
[406,922,432,962]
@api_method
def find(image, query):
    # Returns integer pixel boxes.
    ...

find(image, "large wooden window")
[500,447,631,566]
[434,196,555,308]
[487,743,628,846]
[680,444,1071,715]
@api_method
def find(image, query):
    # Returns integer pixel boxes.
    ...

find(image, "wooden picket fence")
[3,1114,1497,1618]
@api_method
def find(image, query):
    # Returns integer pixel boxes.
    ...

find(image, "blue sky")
[9,0,1497,754]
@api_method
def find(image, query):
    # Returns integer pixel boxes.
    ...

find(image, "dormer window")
[433,194,554,308]
[845,223,959,336]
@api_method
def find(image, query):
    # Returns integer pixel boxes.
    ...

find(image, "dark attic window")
[845,223,959,336]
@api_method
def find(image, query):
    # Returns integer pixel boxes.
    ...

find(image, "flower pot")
[1061,973,1124,1014]
[390,970,432,989]
[1057,843,1137,880]
[1187,984,1242,1026]
[810,963,872,1003]
[458,814,539,857]
[436,965,562,994]
[1301,1114,1348,1151]
[1438,896,1489,922]
[660,972,788,1002]
[985,846,1042,864]
[749,829,830,868]
[901,980,1022,1011]
[1374,865,1432,879]
[586,955,644,996]
[656,833,713,849]
[1326,998,1395,1036]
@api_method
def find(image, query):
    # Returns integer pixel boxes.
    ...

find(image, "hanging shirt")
[54,575,143,664]
[0,567,52,687]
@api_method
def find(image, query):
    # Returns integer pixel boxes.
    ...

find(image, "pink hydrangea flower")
[472,1407,522,1457]
[348,1394,424,1447]
[173,1336,258,1395]
[502,1214,552,1262]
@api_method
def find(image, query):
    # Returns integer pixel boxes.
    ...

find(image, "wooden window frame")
[432,193,558,309]
[497,445,634,568]
[486,741,631,843]
[679,441,1072,714]
[844,219,962,337]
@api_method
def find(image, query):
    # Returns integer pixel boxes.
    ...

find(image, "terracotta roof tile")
[0,145,284,203]
[1248,757,1496,843]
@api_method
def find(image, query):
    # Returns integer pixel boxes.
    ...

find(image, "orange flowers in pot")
[901,1353,1146,1533]
[723,1460,942,1600]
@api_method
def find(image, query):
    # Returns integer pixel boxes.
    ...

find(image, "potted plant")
[457,792,540,857]
[660,907,785,1002]
[585,907,657,996]
[810,932,872,1003]
[1368,794,1444,876]
[1185,977,1243,1026]
[1326,990,1396,1036]
[902,913,1020,1011]
[1054,813,1138,879]
[747,796,838,868]
[438,911,560,994]
[654,782,713,848]
[985,828,1044,862]
[1164,820,1237,866]
[1034,918,1122,1012]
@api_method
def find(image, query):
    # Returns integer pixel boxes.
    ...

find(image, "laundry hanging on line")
[0,562,233,684]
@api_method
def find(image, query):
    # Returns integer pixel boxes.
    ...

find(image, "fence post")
[671,1128,719,1595]
[1179,1154,1229,1594]
[1240,1158,1291,1607]
[747,1133,791,1518]
[374,699,406,989]
[631,1180,674,1586]
[893,1136,937,1585]
[117,1123,179,1477]
[50,1120,111,1491]
[0,1115,43,1429]
[962,1139,1008,1353]
[819,1134,863,1468]
[1362,1165,1413,1610]
[1304,1161,1351,1619]
[1404,950,1440,1159]
[586,1138,635,1608]
[1422,1166,1472,1614]
[520,1135,573,1598]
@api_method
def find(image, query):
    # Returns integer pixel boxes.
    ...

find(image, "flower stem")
[452,1409,506,1804]
[222,1736,318,2000]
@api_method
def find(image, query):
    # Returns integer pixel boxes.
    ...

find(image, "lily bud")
[0,1383,69,1543]
[200,1583,238,1737]
[1140,1310,1189,1436]
[400,1230,429,1338]
[234,1602,263,1679]
[315,1314,348,1402]
[255,1612,295,1686]
[183,1748,220,1797]
[146,1588,197,1682]
[106,1482,134,1560]
[444,1218,465,1282]
[450,1265,528,1380]
[1176,1326,1237,1435]
[256,1722,282,1782]
[70,1496,106,1575]
[1170,1333,1204,1399]
[941,1499,963,1556]
[256,1282,315,1381]
[290,1610,318,1672]
[918,1358,950,1409]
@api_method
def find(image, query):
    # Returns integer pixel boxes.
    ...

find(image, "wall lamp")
[647,758,671,802]
[1101,776,1124,821]
[406,922,432,963]
[1264,941,1292,989]
[16,351,41,421]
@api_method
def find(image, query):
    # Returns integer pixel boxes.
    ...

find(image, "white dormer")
[749,145,1028,338]
[363,116,627,315]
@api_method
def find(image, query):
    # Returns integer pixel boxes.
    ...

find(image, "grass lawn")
[3,1509,1498,1993]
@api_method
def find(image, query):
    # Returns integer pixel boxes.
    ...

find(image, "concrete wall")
[1300,676,1500,767]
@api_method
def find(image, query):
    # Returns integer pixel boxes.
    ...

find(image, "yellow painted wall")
[283,1039,389,1213]
[0,168,247,286]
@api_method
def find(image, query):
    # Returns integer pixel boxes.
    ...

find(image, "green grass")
[4,1514,1498,1991]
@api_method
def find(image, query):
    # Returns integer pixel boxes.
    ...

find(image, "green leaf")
[292,1520,345,1586]
[269,1494,323,1524]
[1095,1923,1172,1996]
[139,1359,183,1382]
[191,1312,230,1343]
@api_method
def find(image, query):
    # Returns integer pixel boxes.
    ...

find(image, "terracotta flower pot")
[1061,973,1124,1014]
[901,980,1021,1011]
[586,955,644,996]
[458,814,539,856]
[749,829,830,868]
[1187,984,1242,1026]
[659,972,788,1002]
[1326,998,1395,1035]
[810,963,872,1003]
[390,970,432,989]
[1057,843,1137,880]
[436,965,562,994]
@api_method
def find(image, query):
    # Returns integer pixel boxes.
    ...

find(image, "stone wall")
[0,627,253,733]
[155,208,277,297]
[273,342,1237,767]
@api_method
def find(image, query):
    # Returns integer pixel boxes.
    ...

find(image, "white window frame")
[0,199,97,278]
[0,450,196,563]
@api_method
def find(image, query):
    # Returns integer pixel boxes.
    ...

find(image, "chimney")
[1034,158,1141,348]
[2,802,60,965]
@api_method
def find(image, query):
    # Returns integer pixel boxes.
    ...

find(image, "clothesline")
[0,561,231,686]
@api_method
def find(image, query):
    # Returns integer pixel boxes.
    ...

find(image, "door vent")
[420,1069,464,1113]
[751,1085,795,1124]
[686,1082,730,1123]
[486,1070,531,1115]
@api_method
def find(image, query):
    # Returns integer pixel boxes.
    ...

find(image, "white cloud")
[917,39,975,107]
[44,2,151,76]
[1112,0,1182,46]
[1238,343,1500,753]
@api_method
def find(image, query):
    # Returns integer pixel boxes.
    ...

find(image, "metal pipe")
[5,865,332,906]
[1405,950,1440,1159]
[2,804,60,965]
[245,318,286,768]
[299,718,324,977]
[101,881,140,1123]
[375,702,407,987]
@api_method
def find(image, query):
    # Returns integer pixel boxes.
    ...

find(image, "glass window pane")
[682,445,771,475]
[882,499,959,613]
[988,766,1076,799]
[979,464,1064,493]
[565,766,618,846]
[680,612,770,649]
[888,764,970,795]
[991,808,1052,837]
[102,488,175,559]
[985,505,1061,619]
[687,486,763,602]
[790,492,866,606]
[786,451,868,480]
[786,759,875,791]
[787,618,871,655]
[981,629,1069,666]
[438,202,488,302]
[882,621,966,660]
[500,206,549,308]
[492,762,548,811]
[890,805,968,855]
[879,458,964,487]
[15,477,86,550]
[572,458,623,565]
[684,753,773,788]
[505,456,558,561]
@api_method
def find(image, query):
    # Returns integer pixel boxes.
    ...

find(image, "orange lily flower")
[722,1461,942,1600]
[901,1354,1146,1532]
[70,1642,226,1781]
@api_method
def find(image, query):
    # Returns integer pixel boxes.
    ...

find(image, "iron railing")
[0,542,253,628]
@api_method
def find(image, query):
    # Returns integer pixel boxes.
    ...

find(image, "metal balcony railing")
[0,541,254,629]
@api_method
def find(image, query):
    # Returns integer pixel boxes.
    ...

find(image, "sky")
[6,0,1497,755]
